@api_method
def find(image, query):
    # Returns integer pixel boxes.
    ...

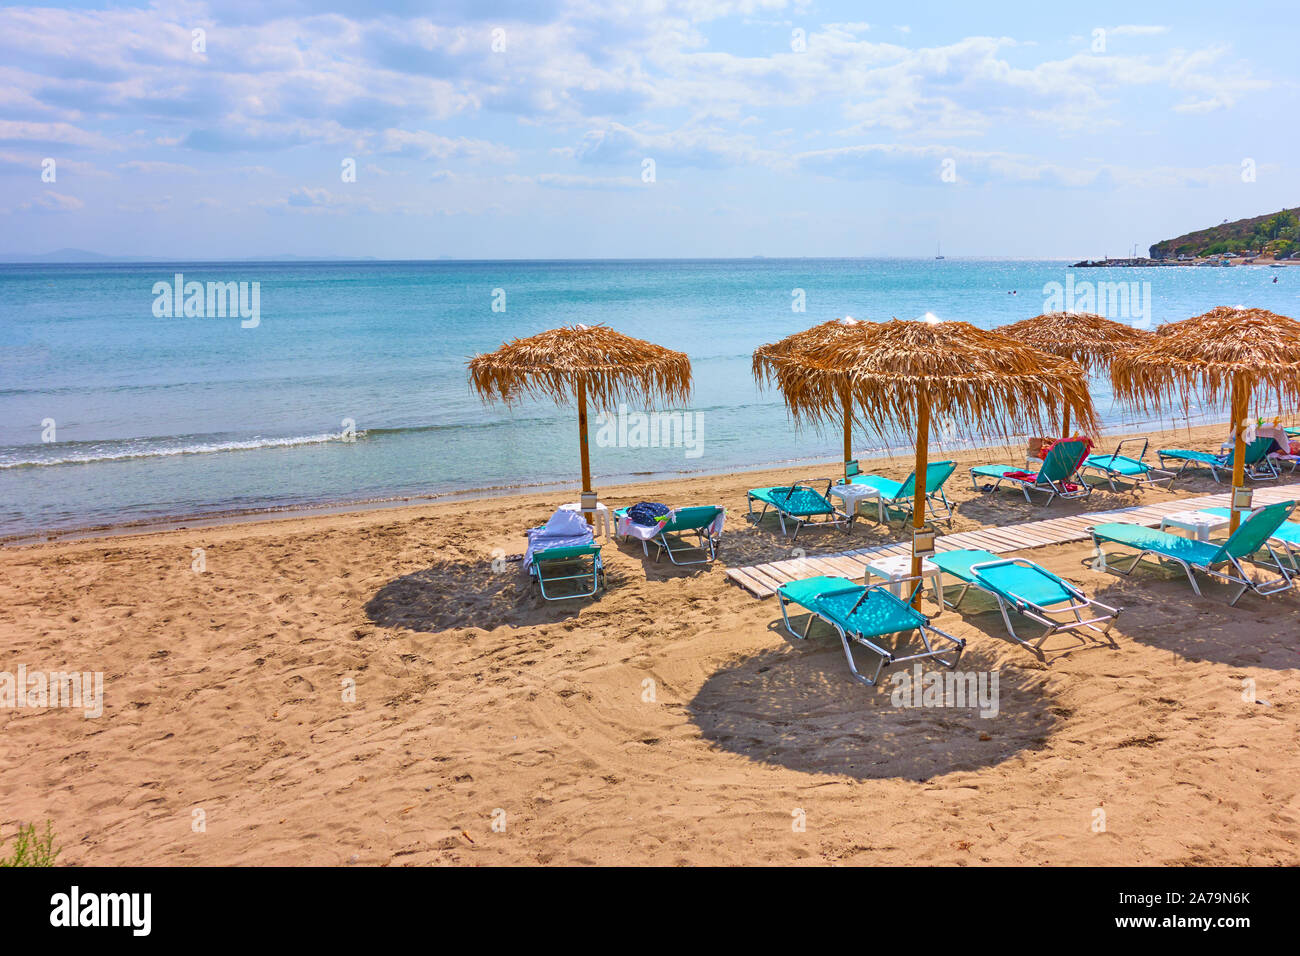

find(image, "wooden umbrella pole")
[911,389,930,611]
[1062,405,1071,440]
[1229,375,1247,534]
[842,385,853,473]
[577,377,594,526]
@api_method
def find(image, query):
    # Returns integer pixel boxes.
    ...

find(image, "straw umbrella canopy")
[754,317,875,470]
[467,324,692,514]
[770,318,1098,607]
[1000,312,1151,437]
[1111,306,1300,532]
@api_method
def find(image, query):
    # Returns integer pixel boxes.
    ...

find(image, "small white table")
[1159,509,1230,542]
[865,554,944,608]
[560,501,612,540]
[828,483,884,524]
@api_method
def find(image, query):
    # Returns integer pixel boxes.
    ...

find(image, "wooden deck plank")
[729,483,1300,597]
[743,565,791,592]
[725,568,773,597]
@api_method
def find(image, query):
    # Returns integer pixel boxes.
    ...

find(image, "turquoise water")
[1,259,1296,538]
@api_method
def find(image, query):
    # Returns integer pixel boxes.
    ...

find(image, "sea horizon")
[3,256,1294,540]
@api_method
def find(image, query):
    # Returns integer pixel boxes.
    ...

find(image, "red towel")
[1005,469,1081,492]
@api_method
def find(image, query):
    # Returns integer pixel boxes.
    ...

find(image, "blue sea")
[1,258,1296,540]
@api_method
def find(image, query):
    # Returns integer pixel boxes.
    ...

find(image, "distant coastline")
[1072,255,1299,268]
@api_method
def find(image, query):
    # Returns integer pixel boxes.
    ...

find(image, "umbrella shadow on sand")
[686,627,1063,782]
[365,558,614,632]
[1087,555,1300,670]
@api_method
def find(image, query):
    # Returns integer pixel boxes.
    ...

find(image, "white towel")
[525,507,595,571]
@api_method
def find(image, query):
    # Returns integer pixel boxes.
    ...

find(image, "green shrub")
[0,821,61,867]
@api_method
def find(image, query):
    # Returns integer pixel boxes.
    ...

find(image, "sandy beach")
[2,420,1299,866]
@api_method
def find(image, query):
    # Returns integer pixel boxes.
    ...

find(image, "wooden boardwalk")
[726,485,1300,598]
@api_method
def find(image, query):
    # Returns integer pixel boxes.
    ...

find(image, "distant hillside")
[1150,207,1299,259]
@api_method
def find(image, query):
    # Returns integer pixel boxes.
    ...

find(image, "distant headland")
[1074,207,1299,268]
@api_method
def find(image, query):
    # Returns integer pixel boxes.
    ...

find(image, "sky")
[0,0,1296,260]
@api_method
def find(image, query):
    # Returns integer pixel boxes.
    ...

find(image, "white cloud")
[378,129,516,163]
[119,160,199,175]
[18,191,84,211]
[1110,25,1171,37]
[504,172,641,190]
[0,120,118,150]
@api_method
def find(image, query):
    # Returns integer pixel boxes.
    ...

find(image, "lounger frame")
[1087,527,1293,606]
[649,515,722,566]
[850,461,958,528]
[746,477,850,541]
[532,546,605,601]
[1158,440,1279,484]
[940,557,1120,654]
[970,440,1092,506]
[777,576,965,687]
[969,468,1092,506]
[1080,438,1174,491]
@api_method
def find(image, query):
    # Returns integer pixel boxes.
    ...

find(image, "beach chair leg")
[991,597,1046,658]
[918,625,965,670]
[1228,581,1249,606]
[1172,558,1202,596]
[777,592,798,637]
[943,580,974,611]
[778,593,820,640]
[832,624,890,687]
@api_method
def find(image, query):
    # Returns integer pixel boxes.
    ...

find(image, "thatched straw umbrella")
[754,317,874,471]
[467,324,692,517]
[1112,306,1300,532]
[1000,312,1151,437]
[770,318,1098,607]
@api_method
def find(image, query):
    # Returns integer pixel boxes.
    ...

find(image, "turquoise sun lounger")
[1157,436,1278,483]
[845,460,957,527]
[614,505,724,565]
[1200,505,1300,572]
[1080,438,1174,491]
[747,478,850,540]
[970,439,1091,505]
[929,549,1120,653]
[1088,500,1296,605]
[776,575,965,686]
[531,544,605,600]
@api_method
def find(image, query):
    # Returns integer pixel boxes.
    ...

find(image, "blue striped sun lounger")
[929,549,1120,654]
[776,575,964,687]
